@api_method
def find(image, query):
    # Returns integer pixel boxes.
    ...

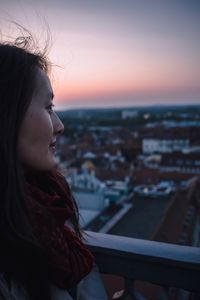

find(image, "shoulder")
[0,273,12,300]
[0,273,29,300]
[50,284,74,300]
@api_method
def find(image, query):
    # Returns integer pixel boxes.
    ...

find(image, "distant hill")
[57,104,200,120]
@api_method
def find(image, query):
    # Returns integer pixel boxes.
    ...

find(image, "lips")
[50,140,56,147]
[49,140,56,154]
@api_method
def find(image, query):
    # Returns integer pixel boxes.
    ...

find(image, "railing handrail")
[85,231,200,292]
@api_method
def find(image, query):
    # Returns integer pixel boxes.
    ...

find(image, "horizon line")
[55,102,200,112]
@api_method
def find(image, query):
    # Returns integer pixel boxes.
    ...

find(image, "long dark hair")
[0,33,80,300]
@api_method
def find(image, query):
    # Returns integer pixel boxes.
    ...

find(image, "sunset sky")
[0,0,199,109]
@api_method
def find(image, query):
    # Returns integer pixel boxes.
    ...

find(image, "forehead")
[33,68,53,102]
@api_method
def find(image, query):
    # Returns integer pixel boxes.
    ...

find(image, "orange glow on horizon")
[51,48,200,106]
[53,74,200,106]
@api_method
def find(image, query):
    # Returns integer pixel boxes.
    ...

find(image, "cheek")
[19,112,53,156]
[18,112,55,171]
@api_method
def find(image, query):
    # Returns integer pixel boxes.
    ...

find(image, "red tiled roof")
[151,177,200,244]
[133,168,196,184]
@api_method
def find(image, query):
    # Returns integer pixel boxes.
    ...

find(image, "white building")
[121,110,138,119]
[66,168,106,227]
[73,191,106,228]
[74,191,105,211]
[142,138,190,154]
[68,163,104,191]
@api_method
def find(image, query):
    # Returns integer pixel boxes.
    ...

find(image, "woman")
[0,35,108,300]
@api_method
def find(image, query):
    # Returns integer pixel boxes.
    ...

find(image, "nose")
[52,112,64,136]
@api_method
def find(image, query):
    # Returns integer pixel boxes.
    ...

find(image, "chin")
[41,160,57,171]
[37,151,58,171]
[22,151,58,172]
[26,160,57,172]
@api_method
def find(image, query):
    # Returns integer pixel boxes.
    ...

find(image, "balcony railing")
[85,231,200,299]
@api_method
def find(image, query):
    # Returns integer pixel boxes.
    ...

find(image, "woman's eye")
[47,103,55,114]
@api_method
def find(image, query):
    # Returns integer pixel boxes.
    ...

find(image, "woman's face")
[18,68,64,172]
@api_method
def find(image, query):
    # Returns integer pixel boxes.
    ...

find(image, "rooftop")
[109,196,170,239]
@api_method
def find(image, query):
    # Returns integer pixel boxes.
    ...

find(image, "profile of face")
[18,68,64,172]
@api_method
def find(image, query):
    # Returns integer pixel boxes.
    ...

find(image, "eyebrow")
[49,92,54,100]
[45,92,54,105]
[46,92,54,102]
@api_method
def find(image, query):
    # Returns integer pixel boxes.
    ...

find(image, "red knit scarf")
[25,171,94,289]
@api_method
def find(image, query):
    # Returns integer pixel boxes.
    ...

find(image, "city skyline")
[0,0,199,110]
